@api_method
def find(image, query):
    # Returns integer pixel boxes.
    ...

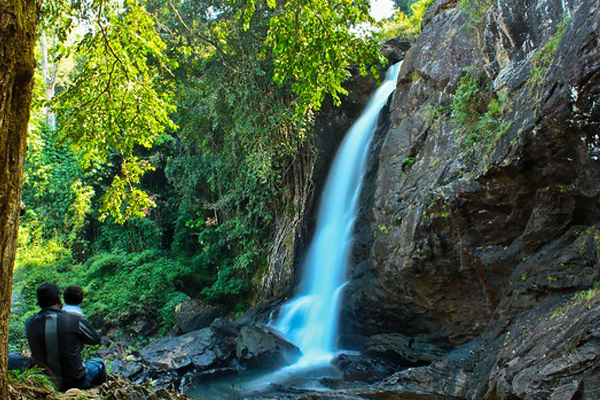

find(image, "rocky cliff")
[337,0,600,398]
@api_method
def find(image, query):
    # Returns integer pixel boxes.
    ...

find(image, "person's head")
[37,283,62,308]
[63,286,84,306]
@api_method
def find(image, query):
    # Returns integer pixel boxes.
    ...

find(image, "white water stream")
[273,62,402,365]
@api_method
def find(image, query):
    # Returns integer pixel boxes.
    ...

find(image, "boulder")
[110,358,144,379]
[175,299,222,334]
[140,327,234,373]
[365,332,451,366]
[331,354,397,383]
[235,325,301,368]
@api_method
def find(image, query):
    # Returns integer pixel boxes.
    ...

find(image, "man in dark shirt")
[25,283,107,391]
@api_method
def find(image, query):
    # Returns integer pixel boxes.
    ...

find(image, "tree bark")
[0,0,38,397]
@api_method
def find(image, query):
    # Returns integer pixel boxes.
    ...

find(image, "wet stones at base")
[116,322,300,391]
[365,332,452,367]
[140,327,234,373]
[331,354,398,383]
[236,325,301,368]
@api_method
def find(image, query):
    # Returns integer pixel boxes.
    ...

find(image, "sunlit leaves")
[99,157,156,223]
[52,4,176,222]
[266,0,385,116]
[377,0,436,40]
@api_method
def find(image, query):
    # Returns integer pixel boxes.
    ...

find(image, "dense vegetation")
[378,0,436,40]
[9,0,436,351]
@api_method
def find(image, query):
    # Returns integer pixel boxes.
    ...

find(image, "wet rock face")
[337,0,600,398]
[378,297,600,400]
[235,325,301,368]
[331,354,398,383]
[485,297,600,400]
[365,332,452,367]
[344,0,600,346]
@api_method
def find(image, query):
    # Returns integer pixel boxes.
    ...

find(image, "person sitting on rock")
[26,283,107,391]
[62,285,85,317]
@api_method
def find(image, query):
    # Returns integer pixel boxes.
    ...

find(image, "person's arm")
[78,318,101,345]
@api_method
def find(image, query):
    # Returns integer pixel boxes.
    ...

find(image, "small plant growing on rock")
[528,17,571,91]
[402,156,416,169]
[459,0,493,31]
[451,67,510,149]
[574,282,600,302]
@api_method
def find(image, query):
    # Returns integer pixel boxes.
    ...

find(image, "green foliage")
[8,314,28,354]
[22,123,94,247]
[150,0,333,303]
[99,157,156,223]
[528,17,570,89]
[394,0,419,14]
[459,0,492,29]
[91,217,163,254]
[378,0,436,41]
[8,366,57,392]
[574,282,600,302]
[51,3,177,222]
[78,250,201,329]
[451,68,510,148]
[10,249,207,340]
[266,0,385,115]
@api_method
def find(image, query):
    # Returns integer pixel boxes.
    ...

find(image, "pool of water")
[185,362,341,400]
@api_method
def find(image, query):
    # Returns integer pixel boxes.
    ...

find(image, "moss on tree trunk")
[0,0,38,397]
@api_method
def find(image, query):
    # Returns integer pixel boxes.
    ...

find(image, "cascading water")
[274,62,402,365]
[187,63,402,399]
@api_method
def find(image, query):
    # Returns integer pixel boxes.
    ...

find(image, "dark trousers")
[8,353,30,370]
[81,358,107,389]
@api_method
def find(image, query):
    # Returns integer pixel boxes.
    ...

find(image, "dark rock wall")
[344,0,600,347]
[339,0,600,398]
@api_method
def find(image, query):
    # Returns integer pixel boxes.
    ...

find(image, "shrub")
[378,0,437,41]
[77,250,214,331]
[459,0,492,29]
[451,68,510,148]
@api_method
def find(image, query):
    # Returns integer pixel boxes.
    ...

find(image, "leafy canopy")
[377,0,436,40]
[265,0,385,116]
[47,1,176,223]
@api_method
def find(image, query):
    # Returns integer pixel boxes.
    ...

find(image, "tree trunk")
[0,0,38,397]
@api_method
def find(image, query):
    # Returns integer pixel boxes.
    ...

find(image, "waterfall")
[274,62,402,365]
